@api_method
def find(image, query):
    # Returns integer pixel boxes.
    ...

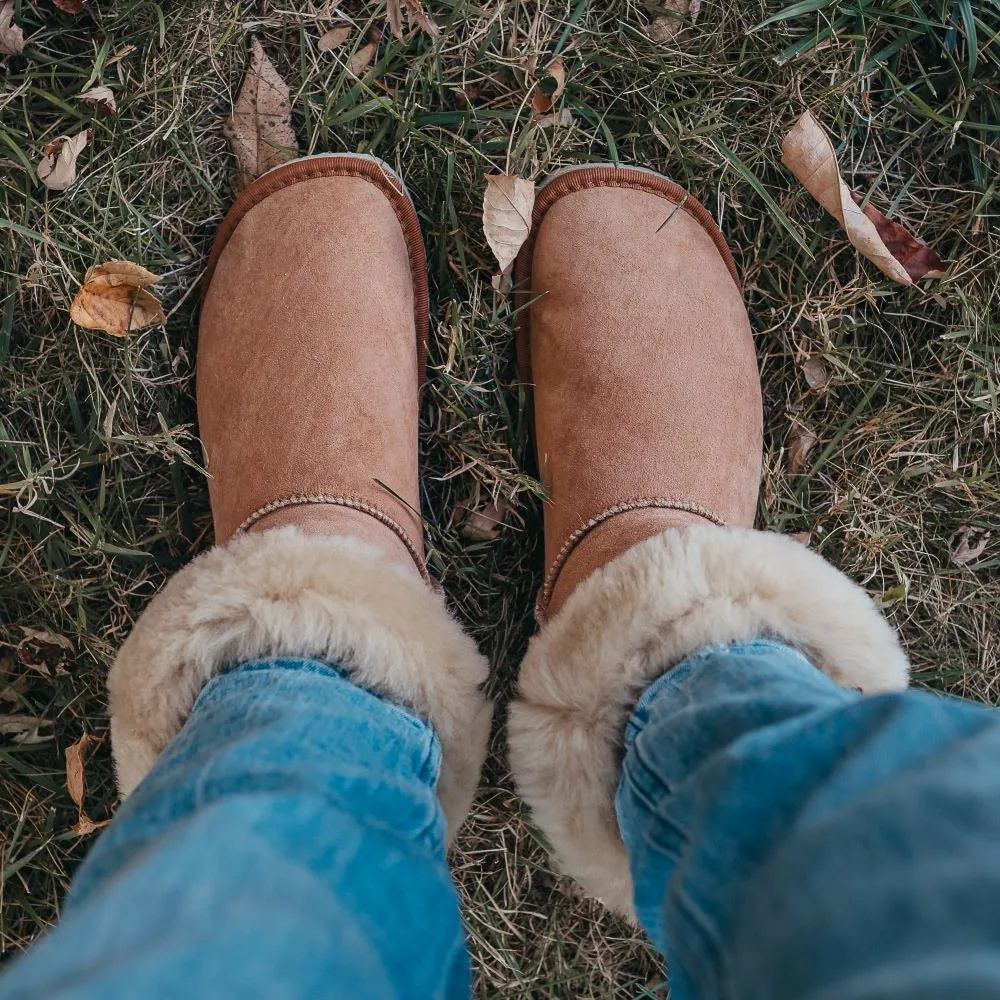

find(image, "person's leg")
[0,659,470,999]
[508,163,908,913]
[0,157,492,995]
[617,641,1000,999]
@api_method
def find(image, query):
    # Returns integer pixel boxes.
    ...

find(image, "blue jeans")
[3,644,1000,998]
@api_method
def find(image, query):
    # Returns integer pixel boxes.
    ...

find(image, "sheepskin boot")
[507,165,909,913]
[107,156,492,842]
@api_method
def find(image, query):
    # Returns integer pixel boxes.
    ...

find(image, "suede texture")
[198,167,425,575]
[520,174,763,619]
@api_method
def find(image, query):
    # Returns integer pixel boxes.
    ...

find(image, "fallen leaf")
[534,108,574,129]
[69,260,166,337]
[801,356,830,391]
[460,502,508,542]
[0,715,51,740]
[646,0,694,42]
[483,174,535,279]
[53,0,86,11]
[789,531,812,546]
[879,584,907,608]
[531,56,566,116]
[223,39,298,192]
[78,85,116,115]
[65,734,110,837]
[19,626,72,651]
[318,25,352,52]
[850,192,948,283]
[0,0,24,57]
[951,526,990,567]
[787,426,817,474]
[386,0,440,39]
[36,130,89,192]
[350,41,378,76]
[781,111,947,285]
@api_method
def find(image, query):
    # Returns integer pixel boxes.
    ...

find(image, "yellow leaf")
[223,39,298,192]
[69,260,166,337]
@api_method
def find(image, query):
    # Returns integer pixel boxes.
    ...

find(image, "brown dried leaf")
[951,526,990,567]
[223,39,298,192]
[78,85,116,115]
[318,26,352,52]
[349,41,378,76]
[0,1,25,57]
[787,426,817,475]
[646,0,694,42]
[789,531,812,546]
[66,734,110,837]
[534,108,574,129]
[69,260,166,337]
[36,130,89,192]
[851,193,947,282]
[801,356,830,391]
[386,0,404,38]
[404,0,441,37]
[53,0,86,11]
[531,56,566,116]
[386,0,439,39]
[0,715,51,741]
[483,174,535,275]
[781,111,946,286]
[460,502,508,542]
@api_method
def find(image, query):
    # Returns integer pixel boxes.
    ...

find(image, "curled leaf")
[951,526,990,567]
[66,734,110,837]
[781,111,946,285]
[483,174,535,277]
[69,260,166,337]
[36,130,89,191]
[78,85,116,115]
[386,0,440,39]
[0,0,25,57]
[801,356,830,391]
[531,56,566,117]
[318,26,352,52]
[787,426,817,475]
[223,39,298,192]
[53,0,87,11]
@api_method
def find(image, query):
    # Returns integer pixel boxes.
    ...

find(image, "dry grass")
[1,0,998,994]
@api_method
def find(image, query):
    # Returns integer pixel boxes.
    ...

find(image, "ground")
[0,0,997,994]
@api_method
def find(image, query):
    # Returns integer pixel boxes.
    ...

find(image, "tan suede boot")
[108,156,492,841]
[507,165,909,914]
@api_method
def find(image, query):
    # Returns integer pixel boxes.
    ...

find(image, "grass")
[1,0,998,993]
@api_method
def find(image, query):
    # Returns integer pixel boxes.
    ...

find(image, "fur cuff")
[507,526,909,915]
[108,526,493,842]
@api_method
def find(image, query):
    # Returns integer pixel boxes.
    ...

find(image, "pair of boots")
[107,156,907,915]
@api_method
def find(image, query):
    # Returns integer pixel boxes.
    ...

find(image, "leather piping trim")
[536,498,728,624]
[237,494,430,585]
[202,157,430,389]
[514,165,742,396]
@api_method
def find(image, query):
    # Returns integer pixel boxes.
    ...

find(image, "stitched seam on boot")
[537,499,727,623]
[236,494,429,584]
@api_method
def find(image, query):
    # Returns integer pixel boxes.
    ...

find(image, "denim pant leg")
[617,640,1000,1000]
[0,659,469,1000]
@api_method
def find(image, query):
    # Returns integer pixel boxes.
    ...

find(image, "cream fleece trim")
[507,526,909,916]
[108,526,492,843]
